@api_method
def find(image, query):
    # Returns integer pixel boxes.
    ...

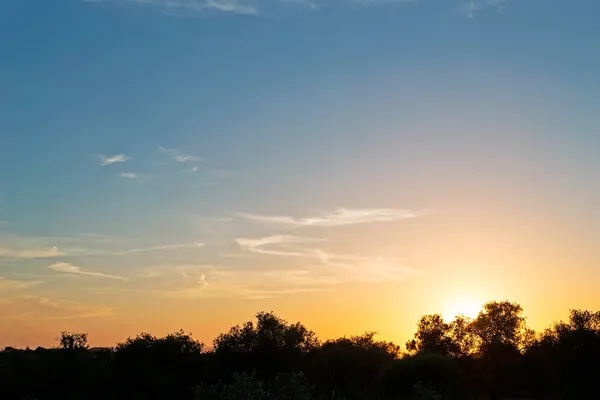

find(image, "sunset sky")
[1,0,599,348]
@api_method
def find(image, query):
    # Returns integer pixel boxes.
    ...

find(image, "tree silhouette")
[470,301,529,354]
[406,314,458,357]
[313,332,399,399]
[112,329,204,399]
[4,304,600,399]
[56,331,89,350]
[214,311,319,379]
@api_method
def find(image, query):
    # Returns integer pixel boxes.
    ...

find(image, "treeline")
[1,301,600,399]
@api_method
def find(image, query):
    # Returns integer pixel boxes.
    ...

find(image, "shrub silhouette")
[2,302,600,399]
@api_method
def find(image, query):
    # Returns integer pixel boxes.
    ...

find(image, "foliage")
[56,331,89,350]
[213,311,319,379]
[194,372,315,400]
[2,303,600,399]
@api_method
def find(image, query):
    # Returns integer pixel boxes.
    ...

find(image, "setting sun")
[442,297,482,321]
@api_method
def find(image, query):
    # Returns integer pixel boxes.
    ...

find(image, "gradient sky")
[1,0,599,348]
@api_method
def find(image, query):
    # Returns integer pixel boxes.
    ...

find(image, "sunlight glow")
[442,298,482,321]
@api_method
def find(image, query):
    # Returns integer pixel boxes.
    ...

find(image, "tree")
[314,332,399,398]
[113,330,205,398]
[468,301,532,399]
[470,301,529,354]
[528,309,600,398]
[448,316,476,357]
[406,314,458,357]
[214,312,319,354]
[56,331,89,350]
[214,312,319,378]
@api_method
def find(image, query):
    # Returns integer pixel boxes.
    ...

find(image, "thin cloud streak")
[0,235,204,259]
[238,208,423,227]
[464,0,508,18]
[1,295,117,320]
[118,172,154,179]
[0,277,42,291]
[48,262,128,281]
[158,146,202,163]
[118,242,204,255]
[84,0,517,19]
[236,235,324,256]
[0,246,63,260]
[84,0,428,17]
[236,234,419,283]
[100,153,130,166]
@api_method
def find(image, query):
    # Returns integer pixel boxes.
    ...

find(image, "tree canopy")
[2,300,600,399]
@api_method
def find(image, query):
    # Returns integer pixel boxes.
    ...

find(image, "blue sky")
[1,0,600,346]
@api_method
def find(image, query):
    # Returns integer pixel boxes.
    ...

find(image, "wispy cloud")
[158,146,202,163]
[83,0,426,17]
[197,273,208,288]
[99,153,130,166]
[117,242,204,255]
[48,262,128,281]
[236,235,324,256]
[315,251,419,282]
[119,172,139,179]
[138,263,215,281]
[235,234,418,283]
[0,246,63,260]
[118,172,154,180]
[1,295,117,320]
[0,232,204,260]
[0,277,42,291]
[238,207,423,227]
[464,0,507,18]
[159,271,331,300]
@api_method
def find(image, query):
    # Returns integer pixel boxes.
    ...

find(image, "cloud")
[158,146,202,163]
[48,262,128,281]
[84,0,519,20]
[235,286,327,300]
[236,235,324,256]
[138,263,215,283]
[100,153,130,166]
[133,262,335,300]
[464,0,508,18]
[197,273,208,288]
[202,0,258,15]
[83,0,426,17]
[119,172,138,179]
[1,295,117,320]
[0,277,42,291]
[117,242,204,255]
[236,234,419,283]
[118,172,154,180]
[316,252,418,282]
[238,207,423,227]
[0,232,204,260]
[0,246,63,260]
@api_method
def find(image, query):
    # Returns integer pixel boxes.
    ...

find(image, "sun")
[442,297,482,321]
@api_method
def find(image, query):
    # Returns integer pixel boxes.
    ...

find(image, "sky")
[1,0,599,348]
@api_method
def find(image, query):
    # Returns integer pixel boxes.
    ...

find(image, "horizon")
[0,300,587,350]
[1,0,600,349]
